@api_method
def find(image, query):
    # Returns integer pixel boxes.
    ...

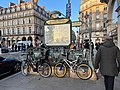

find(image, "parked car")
[1,48,9,53]
[0,56,21,77]
[1,46,10,53]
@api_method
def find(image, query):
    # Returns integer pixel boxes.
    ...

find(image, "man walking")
[94,36,120,90]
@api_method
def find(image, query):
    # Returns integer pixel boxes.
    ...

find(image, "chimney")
[47,11,50,14]
[41,6,45,10]
[31,0,38,4]
[18,0,24,4]
[9,2,15,7]
[9,2,11,7]
[33,0,38,4]
[0,6,3,9]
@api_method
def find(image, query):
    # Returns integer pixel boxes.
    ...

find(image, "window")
[12,20,13,25]
[82,6,84,10]
[7,29,10,35]
[22,6,26,10]
[17,19,19,25]
[96,7,99,13]
[16,14,18,17]
[29,27,31,34]
[17,28,20,34]
[39,8,42,13]
[23,12,27,16]
[104,6,107,11]
[4,29,6,35]
[0,22,1,27]
[35,18,37,23]
[7,21,9,26]
[43,11,45,15]
[0,11,2,15]
[96,23,100,30]
[12,28,14,34]
[12,8,15,12]
[104,13,107,19]
[2,10,5,14]
[23,27,25,34]
[3,22,4,27]
[28,4,32,9]
[46,13,49,18]
[23,19,25,24]
[96,15,99,20]
[29,18,31,23]
[86,4,88,8]
[82,13,84,18]
[2,29,4,35]
[2,16,4,20]
[9,20,11,26]
[34,5,38,10]
[7,9,10,13]
[35,26,37,33]
[17,7,20,11]
[103,23,105,28]
[30,11,34,15]
[90,9,92,15]
[17,13,19,17]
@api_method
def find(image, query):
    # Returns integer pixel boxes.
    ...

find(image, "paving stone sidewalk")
[0,72,120,90]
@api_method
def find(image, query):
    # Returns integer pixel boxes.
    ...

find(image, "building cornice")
[0,12,48,23]
[80,4,107,12]
[81,0,90,5]
[2,33,44,37]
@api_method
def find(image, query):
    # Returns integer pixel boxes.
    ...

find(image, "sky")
[0,0,118,33]
[0,0,80,34]
[0,0,80,21]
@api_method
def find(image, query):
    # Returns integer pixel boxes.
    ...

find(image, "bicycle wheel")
[21,61,28,76]
[76,63,92,80]
[38,62,52,78]
[54,63,67,78]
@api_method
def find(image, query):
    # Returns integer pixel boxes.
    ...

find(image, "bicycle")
[21,47,52,78]
[54,49,93,80]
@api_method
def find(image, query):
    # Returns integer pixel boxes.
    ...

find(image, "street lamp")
[78,12,94,69]
[78,12,89,48]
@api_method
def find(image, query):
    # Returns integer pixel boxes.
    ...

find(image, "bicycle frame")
[22,47,50,72]
[62,58,78,72]
[23,53,38,72]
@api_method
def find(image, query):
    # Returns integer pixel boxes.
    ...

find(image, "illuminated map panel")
[45,24,71,46]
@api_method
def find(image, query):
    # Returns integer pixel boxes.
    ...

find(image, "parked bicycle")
[54,49,93,80]
[21,47,52,78]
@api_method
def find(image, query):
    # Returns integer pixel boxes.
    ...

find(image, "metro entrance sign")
[72,21,82,27]
[66,3,71,17]
[44,18,72,46]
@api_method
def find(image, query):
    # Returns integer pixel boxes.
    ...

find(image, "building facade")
[100,0,119,48]
[78,0,108,45]
[0,0,50,47]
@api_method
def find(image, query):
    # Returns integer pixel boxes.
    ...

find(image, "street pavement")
[0,72,120,90]
[0,50,120,90]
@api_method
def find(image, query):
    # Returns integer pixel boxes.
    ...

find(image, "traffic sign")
[66,3,71,17]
